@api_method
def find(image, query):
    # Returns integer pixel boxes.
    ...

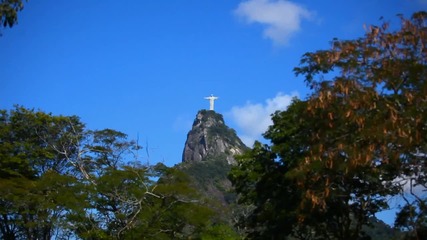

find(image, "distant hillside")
[177,110,249,228]
[179,109,248,203]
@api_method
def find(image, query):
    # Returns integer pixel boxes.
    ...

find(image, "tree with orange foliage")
[231,12,427,239]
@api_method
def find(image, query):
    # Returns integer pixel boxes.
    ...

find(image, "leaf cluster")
[0,0,26,30]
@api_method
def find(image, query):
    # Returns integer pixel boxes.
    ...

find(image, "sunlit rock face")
[182,110,248,165]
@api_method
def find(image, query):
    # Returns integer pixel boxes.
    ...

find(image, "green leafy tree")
[0,0,26,31]
[70,165,158,239]
[231,12,426,240]
[230,100,320,239]
[395,200,427,240]
[1,106,226,239]
[0,106,88,239]
[230,141,298,239]
[82,164,218,240]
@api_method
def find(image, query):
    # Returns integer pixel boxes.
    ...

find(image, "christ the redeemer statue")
[204,94,218,111]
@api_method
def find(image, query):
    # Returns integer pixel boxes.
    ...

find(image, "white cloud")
[393,175,427,199]
[235,0,314,45]
[228,92,298,146]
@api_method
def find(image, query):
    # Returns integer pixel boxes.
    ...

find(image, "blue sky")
[1,0,426,225]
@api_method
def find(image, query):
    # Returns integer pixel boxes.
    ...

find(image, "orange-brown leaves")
[291,12,427,211]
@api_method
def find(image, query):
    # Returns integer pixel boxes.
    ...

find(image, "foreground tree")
[0,107,224,239]
[0,107,90,239]
[0,0,26,29]
[231,11,427,239]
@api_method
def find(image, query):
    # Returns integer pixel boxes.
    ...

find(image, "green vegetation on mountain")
[180,156,231,191]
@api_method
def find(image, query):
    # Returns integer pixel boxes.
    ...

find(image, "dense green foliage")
[0,106,234,239]
[230,12,427,240]
[0,0,25,29]
[363,218,403,240]
[180,156,231,190]
[179,157,240,236]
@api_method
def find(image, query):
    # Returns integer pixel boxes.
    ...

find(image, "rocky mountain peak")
[182,110,247,164]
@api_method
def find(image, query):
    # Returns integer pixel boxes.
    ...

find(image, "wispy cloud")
[228,92,298,146]
[234,0,314,45]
